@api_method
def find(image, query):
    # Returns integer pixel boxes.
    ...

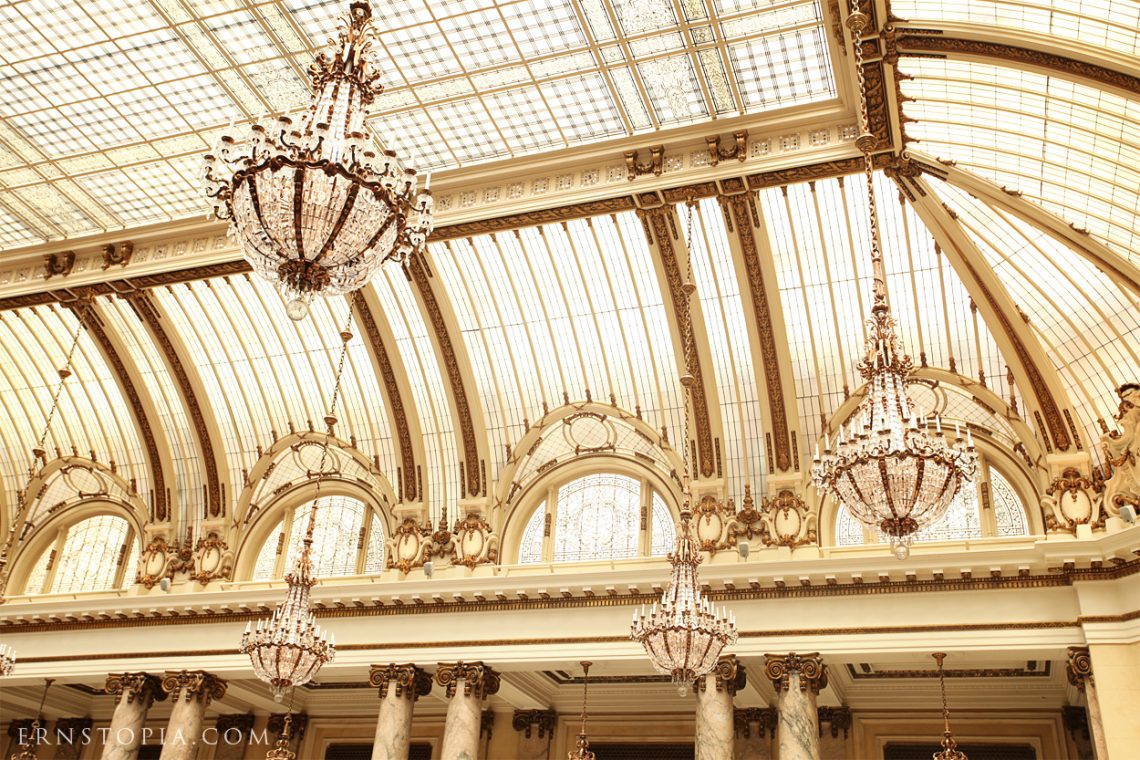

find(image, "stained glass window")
[252,495,384,579]
[992,469,1030,537]
[650,492,675,556]
[518,502,546,564]
[24,514,138,594]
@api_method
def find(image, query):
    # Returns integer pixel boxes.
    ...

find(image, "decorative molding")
[694,654,746,696]
[124,291,223,516]
[368,663,432,701]
[730,488,817,548]
[407,253,481,496]
[897,35,1140,95]
[101,242,134,270]
[625,145,665,181]
[435,661,501,699]
[160,670,227,704]
[693,494,735,553]
[706,131,748,166]
[1102,383,1140,516]
[353,297,417,502]
[44,251,76,279]
[512,709,558,738]
[640,205,715,477]
[105,672,167,706]
[764,652,828,693]
[136,534,178,588]
[817,706,851,738]
[1065,646,1093,690]
[449,512,499,569]
[845,662,1051,679]
[1044,467,1100,533]
[385,517,432,574]
[734,707,778,738]
[190,531,233,585]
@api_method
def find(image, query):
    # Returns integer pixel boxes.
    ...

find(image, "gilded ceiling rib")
[65,300,173,522]
[122,291,225,519]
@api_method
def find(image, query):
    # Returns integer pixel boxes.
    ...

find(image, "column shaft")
[157,671,227,760]
[102,674,165,760]
[764,653,827,760]
[370,664,431,760]
[436,663,500,760]
[695,673,735,760]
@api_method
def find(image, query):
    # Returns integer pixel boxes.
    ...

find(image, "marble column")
[102,673,167,760]
[732,708,776,760]
[1067,647,1108,760]
[817,707,851,760]
[157,671,227,760]
[695,655,744,760]
[512,709,556,760]
[764,653,827,760]
[368,664,432,760]
[1062,705,1094,760]
[210,715,255,760]
[436,662,500,760]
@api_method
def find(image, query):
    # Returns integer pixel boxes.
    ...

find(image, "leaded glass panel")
[553,474,640,562]
[650,492,675,556]
[23,544,53,595]
[992,469,1030,537]
[836,483,982,546]
[271,495,383,579]
[518,502,546,564]
[48,514,136,594]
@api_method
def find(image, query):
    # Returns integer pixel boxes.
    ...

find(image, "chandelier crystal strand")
[568,661,596,760]
[932,653,968,760]
[810,0,976,560]
[631,200,737,695]
[0,318,82,617]
[239,297,357,699]
[203,0,434,321]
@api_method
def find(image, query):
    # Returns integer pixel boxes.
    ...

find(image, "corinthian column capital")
[764,652,828,694]
[435,661,501,699]
[369,663,433,701]
[160,670,228,705]
[105,672,168,706]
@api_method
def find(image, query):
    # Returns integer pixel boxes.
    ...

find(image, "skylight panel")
[501,0,586,57]
[426,98,509,163]
[81,0,168,37]
[481,87,562,152]
[21,0,109,52]
[638,55,707,125]
[613,0,678,35]
[541,74,625,143]
[438,9,518,71]
[728,26,835,109]
[205,11,281,66]
[0,206,41,247]
[0,5,55,63]
[119,30,206,85]
[157,75,238,129]
[381,24,463,83]
[372,108,453,168]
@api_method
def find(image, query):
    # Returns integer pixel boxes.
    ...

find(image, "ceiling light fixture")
[811,0,975,560]
[203,0,434,321]
[932,653,968,760]
[631,199,737,695]
[9,678,54,760]
[568,661,596,760]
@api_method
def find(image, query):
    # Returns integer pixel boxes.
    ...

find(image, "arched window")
[992,469,1029,537]
[517,473,675,564]
[252,495,385,579]
[23,514,140,595]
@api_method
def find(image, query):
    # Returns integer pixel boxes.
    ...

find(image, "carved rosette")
[512,708,558,738]
[369,663,432,701]
[105,672,167,706]
[818,706,852,738]
[190,531,233,585]
[1066,647,1094,691]
[1044,468,1101,532]
[386,517,432,573]
[693,494,735,553]
[136,535,177,589]
[733,707,777,738]
[450,513,499,569]
[764,653,828,694]
[160,670,228,705]
[695,654,746,695]
[435,661,501,700]
[1101,383,1139,516]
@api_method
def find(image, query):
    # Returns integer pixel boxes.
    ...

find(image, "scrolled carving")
[386,517,432,573]
[733,707,777,739]
[625,145,665,180]
[101,242,134,269]
[1043,467,1100,532]
[136,535,177,589]
[44,251,76,279]
[1101,383,1140,517]
[695,654,746,696]
[435,661,501,699]
[706,130,748,166]
[764,652,828,693]
[512,708,557,738]
[1066,647,1094,690]
[190,531,233,585]
[762,489,817,548]
[369,663,432,701]
[105,673,166,706]
[693,494,734,553]
[449,512,499,569]
[160,670,227,705]
[818,706,852,738]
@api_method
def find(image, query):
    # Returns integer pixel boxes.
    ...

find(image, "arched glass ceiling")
[0,0,836,245]
[0,306,149,514]
[893,0,1140,57]
[900,57,1140,264]
[153,276,398,497]
[930,178,1140,461]
[429,213,685,488]
[760,172,1021,451]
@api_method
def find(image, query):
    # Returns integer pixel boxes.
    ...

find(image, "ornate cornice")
[694,654,746,696]
[66,299,170,521]
[215,714,256,734]
[764,652,828,694]
[639,205,716,477]
[124,291,223,516]
[435,661,501,700]
[896,35,1140,96]
[1065,646,1093,690]
[407,253,481,497]
[104,672,167,706]
[818,706,851,738]
[734,707,777,738]
[160,670,227,704]
[433,197,637,242]
[353,298,417,502]
[368,663,432,701]
[512,708,558,739]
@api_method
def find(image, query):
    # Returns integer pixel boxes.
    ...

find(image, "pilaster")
[512,709,557,760]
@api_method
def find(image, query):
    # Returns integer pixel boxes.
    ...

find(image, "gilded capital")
[105,673,167,706]
[764,652,828,694]
[695,654,746,696]
[512,708,557,738]
[369,663,432,701]
[1066,647,1094,690]
[161,670,228,705]
[435,661,501,700]
[818,706,852,738]
[734,707,777,739]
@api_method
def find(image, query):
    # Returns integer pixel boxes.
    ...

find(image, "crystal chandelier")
[810,0,975,560]
[568,661,596,760]
[0,641,14,677]
[932,653,968,760]
[631,200,737,695]
[240,305,357,699]
[203,0,434,321]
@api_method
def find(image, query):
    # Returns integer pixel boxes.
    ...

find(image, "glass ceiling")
[0,0,836,247]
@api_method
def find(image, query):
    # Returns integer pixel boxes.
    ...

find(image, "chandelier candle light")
[631,200,737,694]
[240,303,358,699]
[810,0,975,560]
[203,0,434,321]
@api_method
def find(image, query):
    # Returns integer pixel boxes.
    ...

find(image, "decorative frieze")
[764,653,828,694]
[369,663,432,701]
[435,661,501,700]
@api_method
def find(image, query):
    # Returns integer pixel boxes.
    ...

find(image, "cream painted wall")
[1089,642,1140,758]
